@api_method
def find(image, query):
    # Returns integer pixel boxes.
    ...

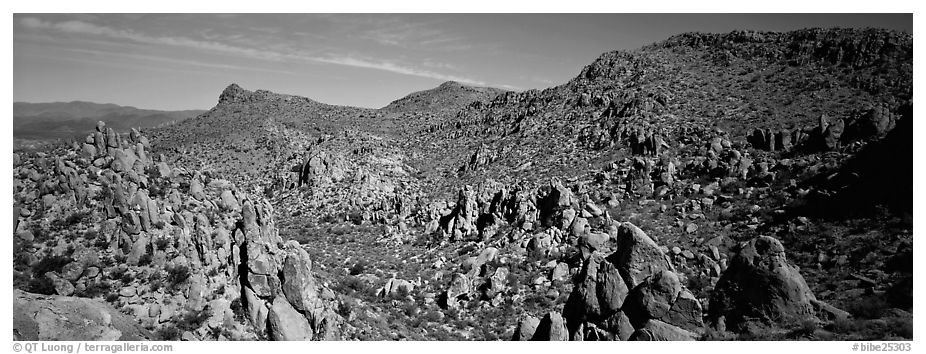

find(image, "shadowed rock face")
[554,223,703,341]
[708,236,817,330]
[610,222,675,289]
[13,289,151,341]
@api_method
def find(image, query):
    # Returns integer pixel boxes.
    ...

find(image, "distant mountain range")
[13,101,205,141]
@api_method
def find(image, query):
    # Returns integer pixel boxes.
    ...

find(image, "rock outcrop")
[558,223,700,341]
[708,236,836,331]
[12,123,345,341]
[14,289,150,340]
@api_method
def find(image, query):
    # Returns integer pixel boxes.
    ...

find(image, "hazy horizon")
[14,13,912,111]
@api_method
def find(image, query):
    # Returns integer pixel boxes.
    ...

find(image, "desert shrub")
[480,327,499,341]
[444,307,461,321]
[844,295,891,319]
[330,225,350,236]
[177,180,190,194]
[154,237,171,251]
[394,284,411,299]
[206,267,220,277]
[31,226,52,243]
[831,314,913,340]
[27,277,57,295]
[99,254,116,268]
[230,297,247,323]
[886,316,914,339]
[155,325,182,341]
[506,271,522,291]
[335,276,369,295]
[203,209,219,224]
[32,255,71,278]
[138,253,153,267]
[175,305,211,332]
[522,292,554,312]
[108,267,126,281]
[701,327,736,341]
[348,211,364,225]
[54,209,92,229]
[165,265,191,291]
[147,272,163,292]
[686,274,713,298]
[13,240,32,270]
[422,309,443,322]
[786,319,819,339]
[348,261,368,276]
[83,229,100,240]
[320,214,339,224]
[120,272,136,284]
[93,235,110,249]
[401,301,419,318]
[64,232,82,242]
[76,281,112,298]
[337,296,357,318]
[13,271,32,290]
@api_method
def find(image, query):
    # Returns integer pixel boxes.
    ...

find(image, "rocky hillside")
[13,123,348,341]
[382,81,506,113]
[405,28,911,196]
[14,27,912,341]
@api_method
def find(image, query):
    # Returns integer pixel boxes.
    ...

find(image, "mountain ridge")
[14,101,205,142]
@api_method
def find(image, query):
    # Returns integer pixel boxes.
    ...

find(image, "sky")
[13,13,913,111]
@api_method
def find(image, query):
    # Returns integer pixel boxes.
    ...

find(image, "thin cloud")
[19,17,285,61]
[312,56,488,86]
[61,47,296,75]
[18,16,516,90]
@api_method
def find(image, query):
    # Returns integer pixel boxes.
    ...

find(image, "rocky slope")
[14,27,912,341]
[13,123,348,340]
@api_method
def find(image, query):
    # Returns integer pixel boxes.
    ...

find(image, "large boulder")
[268,296,313,341]
[380,278,415,298]
[280,245,321,313]
[662,289,705,332]
[563,253,628,326]
[533,312,568,340]
[623,270,681,328]
[512,316,540,341]
[539,179,575,227]
[189,174,207,201]
[14,289,150,340]
[439,273,472,309]
[629,319,698,341]
[609,222,674,289]
[708,236,817,331]
[44,272,75,296]
[219,190,241,212]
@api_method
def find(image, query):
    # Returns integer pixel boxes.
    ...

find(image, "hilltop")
[382,80,507,113]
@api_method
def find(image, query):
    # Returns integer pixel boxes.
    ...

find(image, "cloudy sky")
[13,13,912,110]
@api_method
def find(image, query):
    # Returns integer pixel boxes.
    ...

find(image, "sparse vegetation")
[165,264,191,292]
[10,26,912,342]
